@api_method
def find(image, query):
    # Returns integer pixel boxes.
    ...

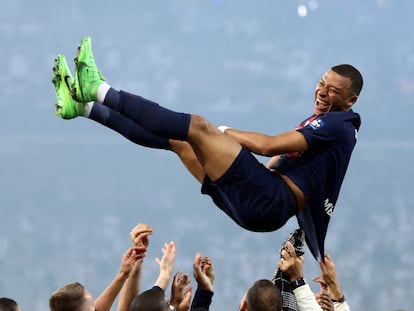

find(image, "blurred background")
[0,0,413,310]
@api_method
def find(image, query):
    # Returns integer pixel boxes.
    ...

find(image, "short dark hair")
[49,282,86,311]
[245,279,282,311]
[130,287,170,311]
[331,64,363,96]
[0,297,18,311]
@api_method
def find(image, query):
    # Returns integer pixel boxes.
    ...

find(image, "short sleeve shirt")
[274,110,361,259]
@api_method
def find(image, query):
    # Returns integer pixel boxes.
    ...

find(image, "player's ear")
[346,95,358,109]
[239,299,248,311]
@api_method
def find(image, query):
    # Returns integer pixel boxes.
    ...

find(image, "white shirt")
[293,284,351,311]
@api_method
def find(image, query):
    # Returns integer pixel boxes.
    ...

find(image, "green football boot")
[52,54,85,119]
[72,36,106,103]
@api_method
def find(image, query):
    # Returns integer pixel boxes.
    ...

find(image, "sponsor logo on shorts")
[324,198,334,216]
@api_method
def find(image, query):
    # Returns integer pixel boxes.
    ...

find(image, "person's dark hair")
[49,282,86,311]
[0,297,19,311]
[331,64,363,96]
[245,279,282,311]
[130,287,170,311]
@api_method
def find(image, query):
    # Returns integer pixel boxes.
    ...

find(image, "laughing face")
[313,69,358,115]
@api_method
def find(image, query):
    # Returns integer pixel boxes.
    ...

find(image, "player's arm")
[95,247,144,311]
[224,129,308,156]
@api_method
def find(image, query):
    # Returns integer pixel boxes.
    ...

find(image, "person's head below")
[130,288,173,311]
[0,298,20,311]
[313,64,364,115]
[49,282,95,311]
[239,279,282,311]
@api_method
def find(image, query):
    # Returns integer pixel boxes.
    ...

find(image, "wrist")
[117,269,130,281]
[290,277,306,290]
[217,125,231,133]
[331,295,345,303]
[288,273,304,283]
[199,282,214,292]
[329,285,344,301]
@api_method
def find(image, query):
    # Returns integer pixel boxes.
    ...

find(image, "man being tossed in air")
[52,36,363,260]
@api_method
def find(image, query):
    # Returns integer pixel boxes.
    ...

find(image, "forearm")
[328,281,344,301]
[225,129,308,156]
[117,265,142,311]
[95,272,129,311]
[190,287,214,311]
[154,270,171,292]
[225,129,275,155]
[154,241,176,292]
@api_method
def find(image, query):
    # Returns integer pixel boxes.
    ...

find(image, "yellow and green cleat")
[52,54,85,119]
[72,36,106,103]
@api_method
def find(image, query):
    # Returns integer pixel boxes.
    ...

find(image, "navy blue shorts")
[201,148,296,232]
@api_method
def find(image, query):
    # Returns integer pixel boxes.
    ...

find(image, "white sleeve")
[334,301,351,311]
[293,284,323,311]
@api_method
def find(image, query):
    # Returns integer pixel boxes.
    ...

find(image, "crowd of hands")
[88,223,346,311]
[5,222,408,311]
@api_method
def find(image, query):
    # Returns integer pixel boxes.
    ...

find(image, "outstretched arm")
[224,129,308,156]
[190,252,215,311]
[278,241,322,311]
[95,246,146,311]
[117,223,153,311]
[317,254,350,309]
[117,259,144,311]
[192,253,214,292]
[155,241,176,291]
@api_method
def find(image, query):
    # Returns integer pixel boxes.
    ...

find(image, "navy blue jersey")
[273,110,361,259]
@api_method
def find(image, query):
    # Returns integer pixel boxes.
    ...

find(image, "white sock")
[83,102,94,117]
[97,82,111,103]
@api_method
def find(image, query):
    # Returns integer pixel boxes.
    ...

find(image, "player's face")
[313,69,357,115]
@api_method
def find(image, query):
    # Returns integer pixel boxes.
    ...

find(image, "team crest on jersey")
[309,118,324,130]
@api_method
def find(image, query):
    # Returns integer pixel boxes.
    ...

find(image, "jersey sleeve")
[296,113,344,149]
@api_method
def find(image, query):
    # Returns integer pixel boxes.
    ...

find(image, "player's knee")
[190,114,217,135]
